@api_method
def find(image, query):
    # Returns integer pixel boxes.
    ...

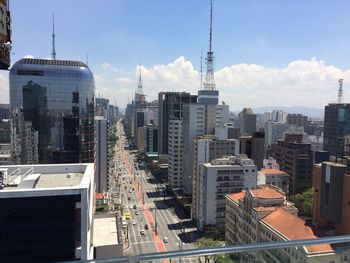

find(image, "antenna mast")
[338,79,344,104]
[51,13,56,60]
[200,51,203,90]
[137,65,143,95]
[203,0,216,91]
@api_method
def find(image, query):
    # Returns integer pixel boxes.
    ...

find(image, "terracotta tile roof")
[262,208,333,253]
[226,192,245,203]
[250,185,285,199]
[253,206,276,212]
[260,168,287,175]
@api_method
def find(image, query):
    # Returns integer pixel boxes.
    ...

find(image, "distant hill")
[253,106,324,119]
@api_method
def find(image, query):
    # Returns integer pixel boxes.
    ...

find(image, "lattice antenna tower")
[203,0,216,91]
[338,79,344,103]
[51,13,56,60]
[137,65,143,95]
[200,51,203,90]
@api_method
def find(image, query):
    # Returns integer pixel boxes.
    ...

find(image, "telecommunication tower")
[203,0,216,91]
[338,79,344,104]
[51,13,56,60]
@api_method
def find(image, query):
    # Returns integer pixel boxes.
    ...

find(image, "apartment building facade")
[191,136,240,224]
[225,185,348,263]
[194,155,257,229]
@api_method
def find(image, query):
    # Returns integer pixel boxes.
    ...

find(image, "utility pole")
[178,241,183,263]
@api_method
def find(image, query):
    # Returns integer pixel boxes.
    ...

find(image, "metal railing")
[74,235,350,263]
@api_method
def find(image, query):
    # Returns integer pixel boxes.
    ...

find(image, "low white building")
[262,157,280,169]
[195,155,257,229]
[257,168,289,195]
[0,163,94,262]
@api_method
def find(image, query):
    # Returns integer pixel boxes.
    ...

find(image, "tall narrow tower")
[203,0,215,91]
[198,0,219,105]
[338,78,344,104]
[51,13,56,60]
[135,65,146,103]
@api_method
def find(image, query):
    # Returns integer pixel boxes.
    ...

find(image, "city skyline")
[1,0,350,109]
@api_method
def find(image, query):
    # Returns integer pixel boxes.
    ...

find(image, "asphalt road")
[115,121,200,262]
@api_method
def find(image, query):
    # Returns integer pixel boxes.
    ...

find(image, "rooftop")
[226,192,245,203]
[260,168,287,175]
[250,185,285,199]
[93,216,119,246]
[19,58,87,67]
[34,173,83,188]
[0,163,93,193]
[262,208,333,253]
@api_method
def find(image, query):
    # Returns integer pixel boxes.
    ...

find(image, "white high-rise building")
[271,110,287,123]
[181,104,206,194]
[191,136,240,225]
[194,155,257,229]
[264,121,293,145]
[168,119,183,189]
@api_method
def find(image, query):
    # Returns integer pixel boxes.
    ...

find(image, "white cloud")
[114,77,133,84]
[0,57,348,111]
[97,57,350,110]
[215,59,347,109]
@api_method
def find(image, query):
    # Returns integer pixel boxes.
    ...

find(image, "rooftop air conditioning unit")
[0,168,8,189]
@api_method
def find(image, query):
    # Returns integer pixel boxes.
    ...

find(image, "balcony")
[69,235,350,262]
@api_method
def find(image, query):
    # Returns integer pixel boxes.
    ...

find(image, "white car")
[163,237,169,243]
[122,221,127,229]
[140,229,146,235]
[128,205,133,209]
[132,219,136,225]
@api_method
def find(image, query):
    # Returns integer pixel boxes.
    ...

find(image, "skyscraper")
[0,0,11,70]
[270,136,313,195]
[10,58,95,164]
[157,92,197,155]
[95,117,108,193]
[323,103,350,157]
[240,108,257,135]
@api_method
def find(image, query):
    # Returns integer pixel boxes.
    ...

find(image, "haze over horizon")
[1,0,350,110]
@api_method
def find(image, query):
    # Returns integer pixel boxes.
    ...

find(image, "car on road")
[144,224,149,230]
[128,197,131,200]
[135,211,139,215]
[132,219,136,225]
[163,237,168,243]
[133,204,137,209]
[140,229,145,235]
[149,207,154,211]
[128,205,133,209]
[122,221,127,229]
[128,190,132,193]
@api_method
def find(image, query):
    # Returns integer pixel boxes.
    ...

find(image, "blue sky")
[2,0,350,109]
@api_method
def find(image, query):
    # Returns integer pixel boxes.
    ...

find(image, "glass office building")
[10,58,95,164]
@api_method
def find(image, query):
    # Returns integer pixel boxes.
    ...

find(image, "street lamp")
[154,207,158,235]
[177,242,183,263]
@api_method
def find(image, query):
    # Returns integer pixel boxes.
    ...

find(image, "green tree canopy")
[290,187,314,217]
